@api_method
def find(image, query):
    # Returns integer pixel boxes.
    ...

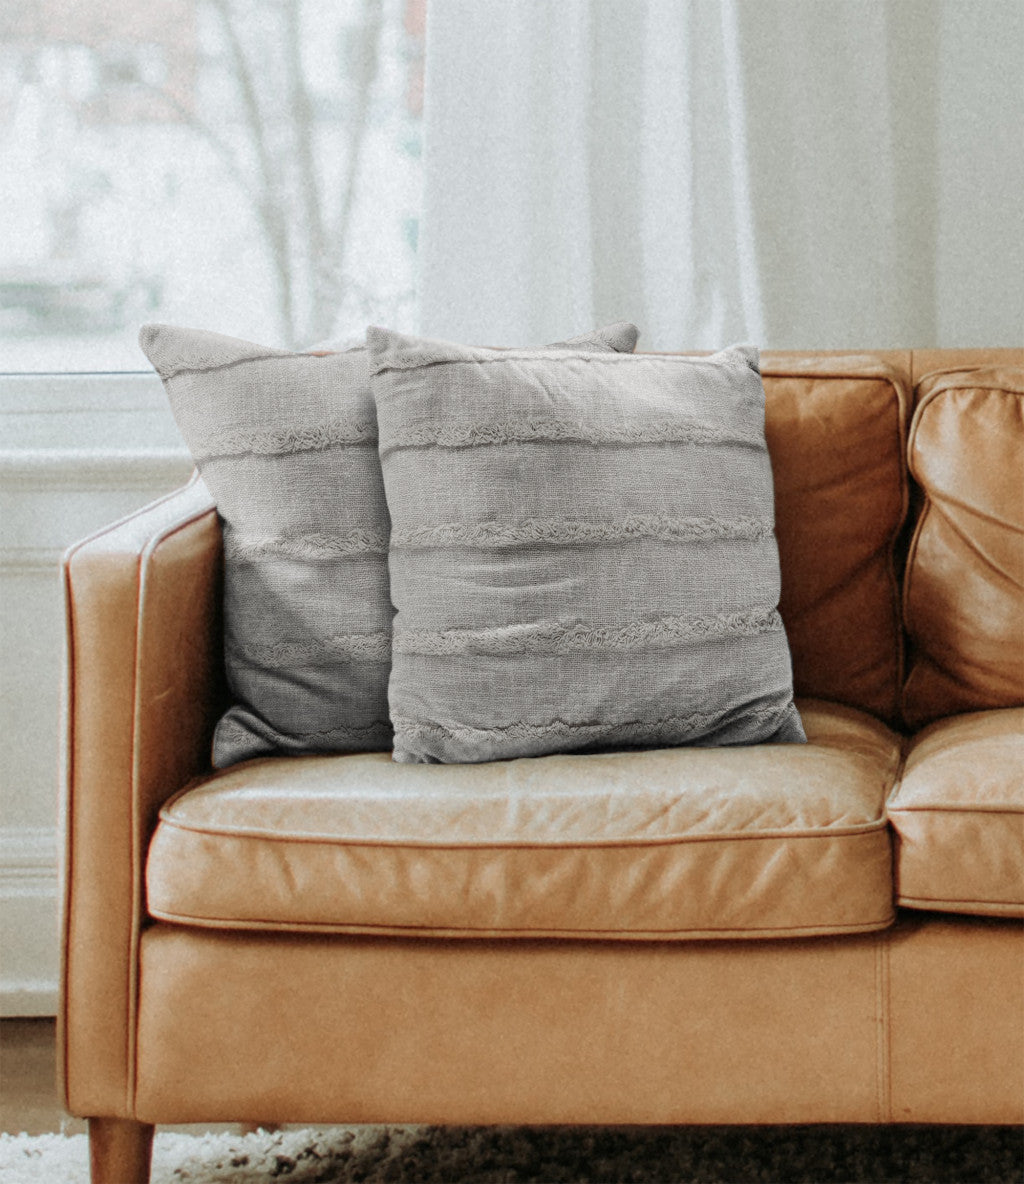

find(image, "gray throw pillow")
[139,322,638,767]
[368,329,806,764]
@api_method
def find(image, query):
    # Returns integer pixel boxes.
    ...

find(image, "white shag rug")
[0,1126,421,1183]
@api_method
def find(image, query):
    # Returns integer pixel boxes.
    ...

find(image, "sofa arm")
[59,473,224,1118]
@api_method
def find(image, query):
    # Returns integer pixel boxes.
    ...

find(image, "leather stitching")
[898,895,1022,913]
[152,812,892,847]
[890,803,1024,815]
[878,932,892,1122]
[129,493,224,1117]
[143,908,896,940]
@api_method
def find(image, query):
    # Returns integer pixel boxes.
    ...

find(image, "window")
[1,5,427,1013]
[0,0,425,371]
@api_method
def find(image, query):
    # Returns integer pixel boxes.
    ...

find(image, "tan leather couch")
[59,349,1024,1184]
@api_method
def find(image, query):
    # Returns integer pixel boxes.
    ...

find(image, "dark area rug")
[267,1123,1023,1183]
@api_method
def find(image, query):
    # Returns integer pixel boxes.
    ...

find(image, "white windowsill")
[0,370,189,455]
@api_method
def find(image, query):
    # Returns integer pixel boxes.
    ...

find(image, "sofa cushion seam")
[889,803,1024,816]
[898,893,1023,908]
[144,907,897,938]
[132,502,221,1118]
[151,813,892,848]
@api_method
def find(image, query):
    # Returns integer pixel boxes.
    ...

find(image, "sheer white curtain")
[419,0,1024,349]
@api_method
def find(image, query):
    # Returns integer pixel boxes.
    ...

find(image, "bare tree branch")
[316,0,384,342]
[282,1,326,337]
[11,0,408,347]
[334,4,384,275]
[122,74,256,205]
[208,0,297,344]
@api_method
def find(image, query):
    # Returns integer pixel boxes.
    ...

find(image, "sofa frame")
[59,349,1024,1184]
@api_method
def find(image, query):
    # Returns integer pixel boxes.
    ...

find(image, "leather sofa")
[59,348,1024,1184]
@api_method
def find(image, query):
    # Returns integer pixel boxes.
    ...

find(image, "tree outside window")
[0,0,425,369]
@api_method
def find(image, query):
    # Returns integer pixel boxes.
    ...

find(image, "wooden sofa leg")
[88,1117,155,1184]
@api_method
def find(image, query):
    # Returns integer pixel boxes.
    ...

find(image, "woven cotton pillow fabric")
[140,322,638,768]
[368,329,806,764]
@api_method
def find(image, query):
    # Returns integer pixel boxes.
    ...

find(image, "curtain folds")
[419,0,1024,350]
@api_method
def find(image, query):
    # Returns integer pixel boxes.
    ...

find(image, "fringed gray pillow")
[140,322,638,767]
[368,329,806,764]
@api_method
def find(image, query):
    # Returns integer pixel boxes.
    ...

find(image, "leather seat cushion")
[889,708,1024,916]
[146,699,898,940]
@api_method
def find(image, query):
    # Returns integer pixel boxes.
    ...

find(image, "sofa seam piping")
[57,552,77,1113]
[897,894,1023,911]
[889,803,1024,816]
[875,934,883,1121]
[888,372,910,728]
[150,813,892,849]
[126,547,144,1119]
[129,500,220,1118]
[143,909,896,940]
[883,930,893,1122]
[917,379,1024,398]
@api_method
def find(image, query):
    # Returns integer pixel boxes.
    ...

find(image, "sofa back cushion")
[902,368,1024,728]
[762,356,909,725]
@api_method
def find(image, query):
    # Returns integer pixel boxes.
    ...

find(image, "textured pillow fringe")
[196,419,377,462]
[227,531,389,559]
[391,514,772,551]
[395,607,783,657]
[380,416,763,454]
[392,702,795,749]
[232,630,392,665]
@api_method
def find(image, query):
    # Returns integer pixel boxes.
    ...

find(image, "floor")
[0,1018,247,1138]
[1,1018,85,1136]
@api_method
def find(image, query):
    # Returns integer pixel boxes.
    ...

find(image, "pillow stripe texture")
[390,515,773,550]
[140,320,637,767]
[378,417,764,453]
[369,328,805,764]
[393,607,785,656]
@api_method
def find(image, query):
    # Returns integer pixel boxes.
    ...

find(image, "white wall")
[935,0,1024,345]
[0,375,193,1014]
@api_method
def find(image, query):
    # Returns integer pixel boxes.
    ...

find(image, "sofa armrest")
[59,473,224,1118]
